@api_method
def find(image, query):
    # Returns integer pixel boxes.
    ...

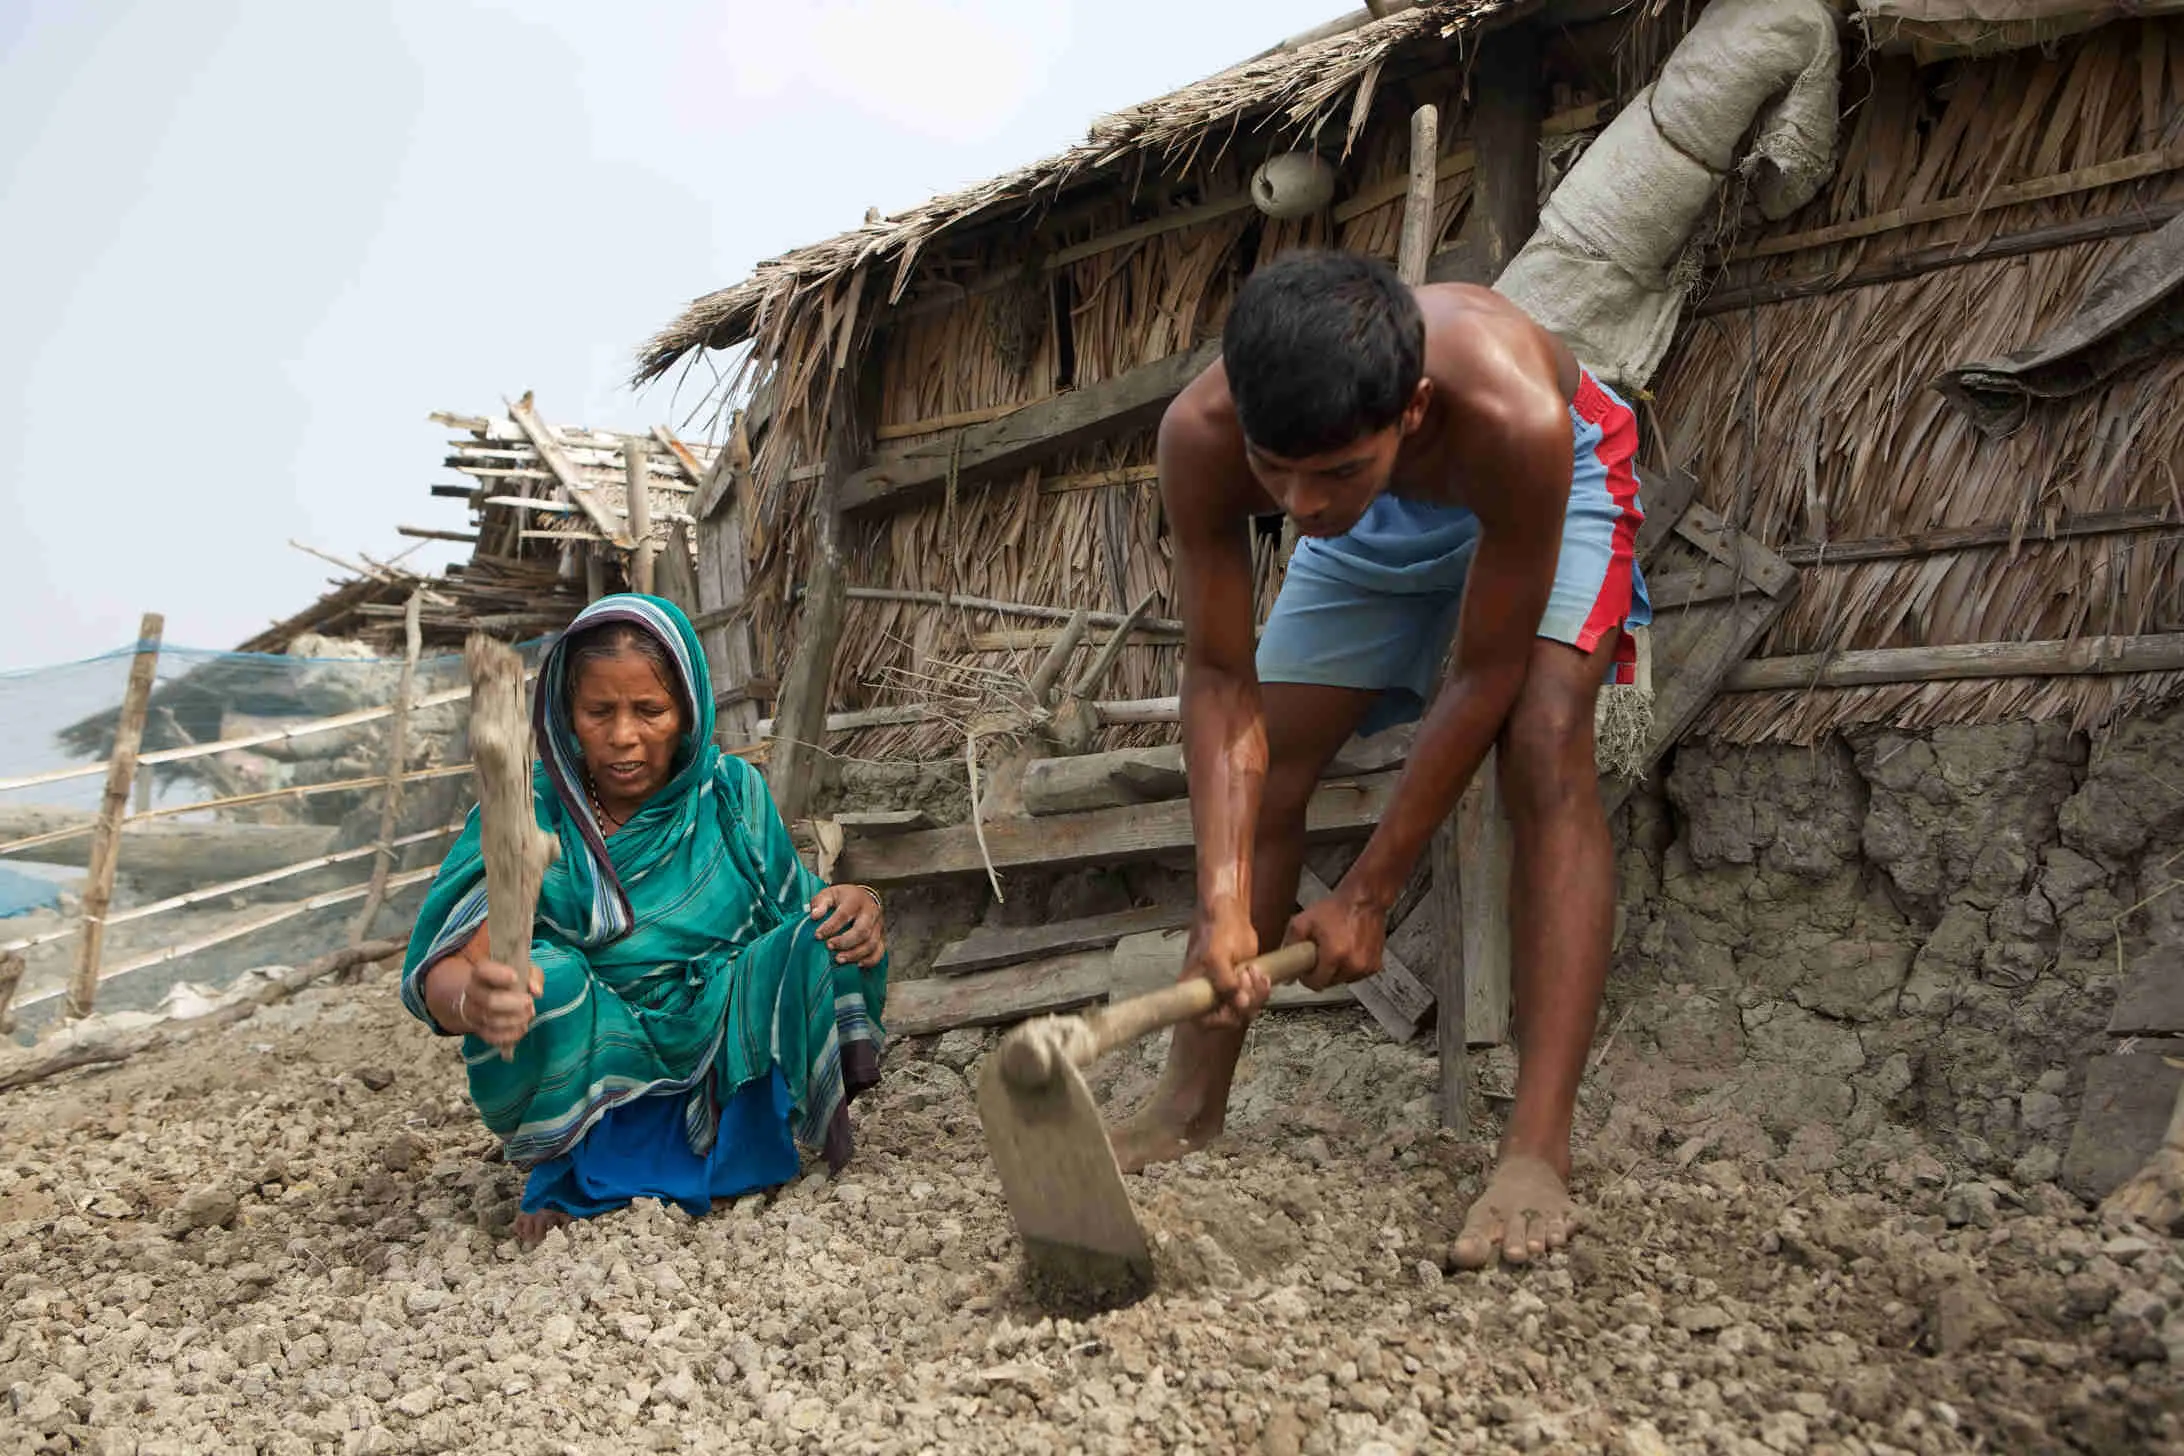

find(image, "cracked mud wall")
[1612,705,2184,1192]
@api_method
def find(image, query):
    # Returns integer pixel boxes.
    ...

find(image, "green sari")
[400,594,887,1176]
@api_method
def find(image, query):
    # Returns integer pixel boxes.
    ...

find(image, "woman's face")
[569,649,685,812]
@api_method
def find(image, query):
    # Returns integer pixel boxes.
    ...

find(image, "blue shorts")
[1257,369,1652,737]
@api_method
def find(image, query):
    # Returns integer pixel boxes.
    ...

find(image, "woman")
[400,594,888,1242]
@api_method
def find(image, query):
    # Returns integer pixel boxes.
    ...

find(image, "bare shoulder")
[1158,357,1262,531]
[1415,284,1571,431]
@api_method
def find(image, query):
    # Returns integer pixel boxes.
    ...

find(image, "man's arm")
[1314,383,1570,967]
[1159,391,1274,1023]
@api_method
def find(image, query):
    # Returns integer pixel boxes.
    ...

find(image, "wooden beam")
[396,526,480,544]
[1396,103,1442,285]
[836,771,1402,887]
[69,614,162,1020]
[1723,633,2184,692]
[1729,144,2184,262]
[695,415,761,744]
[1696,203,2182,317]
[840,340,1221,513]
[507,394,631,549]
[1429,810,1468,1131]
[933,904,1195,976]
[840,586,1185,635]
[883,950,1115,1037]
[1298,868,1435,1043]
[1776,506,2184,567]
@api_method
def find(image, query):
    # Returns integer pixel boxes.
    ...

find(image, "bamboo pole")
[0,677,527,796]
[507,393,631,548]
[0,822,464,961]
[1724,633,2184,692]
[68,615,163,1020]
[349,591,423,945]
[624,437,656,595]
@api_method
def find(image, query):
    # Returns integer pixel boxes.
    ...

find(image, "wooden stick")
[69,615,162,1020]
[397,526,480,544]
[1068,589,1162,699]
[465,634,558,1058]
[1724,633,2184,692]
[875,400,1029,442]
[1025,609,1091,707]
[1695,203,2182,317]
[839,586,1184,634]
[1729,144,2184,262]
[1040,465,1162,495]
[1396,103,1441,290]
[0,939,404,1093]
[507,393,632,548]
[624,437,656,594]
[0,950,21,1036]
[1776,506,2184,567]
[350,590,423,945]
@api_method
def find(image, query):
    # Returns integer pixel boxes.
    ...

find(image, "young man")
[1113,249,1649,1269]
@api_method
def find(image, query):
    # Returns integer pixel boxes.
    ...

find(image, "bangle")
[854,884,881,914]
[454,985,468,1027]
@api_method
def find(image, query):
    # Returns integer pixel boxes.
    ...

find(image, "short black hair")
[1221,250,1424,457]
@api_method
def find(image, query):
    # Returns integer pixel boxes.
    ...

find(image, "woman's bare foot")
[512,1209,572,1247]
[1448,1152,1580,1269]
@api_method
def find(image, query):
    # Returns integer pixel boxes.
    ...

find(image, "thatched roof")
[632,0,1522,386]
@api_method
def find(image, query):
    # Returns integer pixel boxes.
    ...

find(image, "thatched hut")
[639,1,2184,1196]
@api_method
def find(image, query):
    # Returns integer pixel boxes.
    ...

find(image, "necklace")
[586,774,628,834]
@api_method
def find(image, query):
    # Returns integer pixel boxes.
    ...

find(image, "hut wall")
[1657,19,2184,743]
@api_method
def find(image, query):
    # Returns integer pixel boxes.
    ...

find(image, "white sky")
[0,0,1337,669]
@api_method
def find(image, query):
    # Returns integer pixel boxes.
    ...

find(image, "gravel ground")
[2,963,2179,1455]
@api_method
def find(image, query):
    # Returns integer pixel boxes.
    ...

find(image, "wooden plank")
[1297,869,1434,1042]
[1453,769,1514,1049]
[1724,633,2184,693]
[1395,102,1442,285]
[1674,501,1800,595]
[2062,1040,2184,1202]
[884,952,1114,1037]
[70,614,163,1020]
[769,380,858,817]
[507,394,630,548]
[934,904,1193,977]
[836,771,1402,887]
[1731,144,2184,261]
[875,399,1030,442]
[840,340,1221,513]
[2111,952,2184,1036]
[695,424,760,741]
[1776,506,2184,567]
[1633,464,1700,560]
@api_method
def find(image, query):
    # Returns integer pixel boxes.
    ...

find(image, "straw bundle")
[1658,20,2184,743]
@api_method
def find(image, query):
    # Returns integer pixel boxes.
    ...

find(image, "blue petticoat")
[519,1067,801,1218]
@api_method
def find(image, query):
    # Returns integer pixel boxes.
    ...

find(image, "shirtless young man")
[1113,249,1651,1269]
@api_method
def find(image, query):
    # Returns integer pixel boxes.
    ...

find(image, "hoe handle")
[1083,941,1319,1062]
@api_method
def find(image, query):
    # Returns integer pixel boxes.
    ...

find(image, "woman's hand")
[808,885,886,968]
[461,955,542,1053]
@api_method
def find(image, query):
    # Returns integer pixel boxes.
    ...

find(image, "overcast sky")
[0,0,1337,670]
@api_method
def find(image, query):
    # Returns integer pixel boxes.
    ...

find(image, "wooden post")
[68,612,163,1020]
[1392,102,1473,1127]
[1443,30,1543,1057]
[0,950,23,1036]
[623,437,656,596]
[348,590,422,945]
[1462,23,1544,277]
[768,376,865,820]
[584,552,607,603]
[694,413,762,744]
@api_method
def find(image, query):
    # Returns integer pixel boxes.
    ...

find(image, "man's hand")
[1287,890,1386,990]
[1184,905,1266,1029]
[463,955,542,1053]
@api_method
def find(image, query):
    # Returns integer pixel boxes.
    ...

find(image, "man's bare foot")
[512,1209,572,1247]
[1108,1101,1224,1174]
[1449,1152,1580,1269]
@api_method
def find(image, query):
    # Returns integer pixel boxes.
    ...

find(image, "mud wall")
[1610,706,2184,1191]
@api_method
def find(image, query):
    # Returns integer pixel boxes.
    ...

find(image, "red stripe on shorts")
[1574,370,1644,685]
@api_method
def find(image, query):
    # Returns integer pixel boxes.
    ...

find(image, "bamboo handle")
[1082,941,1319,1063]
